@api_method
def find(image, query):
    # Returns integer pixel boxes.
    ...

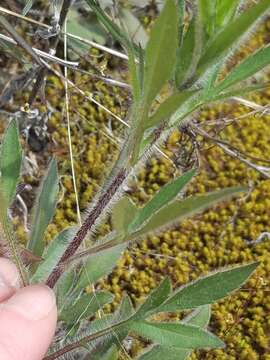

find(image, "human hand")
[0,257,57,360]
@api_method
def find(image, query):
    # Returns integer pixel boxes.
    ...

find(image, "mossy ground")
[0,6,270,360]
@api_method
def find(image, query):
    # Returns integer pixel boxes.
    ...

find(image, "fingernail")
[3,285,56,321]
[0,258,20,289]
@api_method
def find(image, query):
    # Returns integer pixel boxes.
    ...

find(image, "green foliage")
[215,44,270,92]
[175,2,203,88]
[129,169,195,233]
[27,158,59,257]
[59,291,114,324]
[75,243,127,291]
[142,0,178,109]
[137,306,211,360]
[197,0,270,76]
[0,119,22,205]
[132,186,246,237]
[1,0,269,358]
[31,227,77,283]
[129,321,224,349]
[157,262,258,312]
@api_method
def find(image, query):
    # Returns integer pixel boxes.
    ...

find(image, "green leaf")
[27,158,59,257]
[22,0,35,16]
[175,4,203,89]
[176,0,185,47]
[111,197,138,236]
[197,0,270,75]
[158,262,258,313]
[76,243,126,290]
[137,305,211,360]
[143,0,178,108]
[215,45,270,92]
[135,277,171,319]
[85,0,140,55]
[146,90,197,129]
[0,119,22,205]
[215,0,240,29]
[119,8,148,47]
[128,46,141,103]
[199,0,240,39]
[99,345,118,360]
[133,186,247,238]
[31,227,77,283]
[59,291,114,324]
[130,321,224,349]
[76,296,133,359]
[129,169,195,233]
[183,305,211,327]
[67,8,107,51]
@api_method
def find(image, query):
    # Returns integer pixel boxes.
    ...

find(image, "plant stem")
[43,318,130,360]
[29,0,73,105]
[46,168,127,288]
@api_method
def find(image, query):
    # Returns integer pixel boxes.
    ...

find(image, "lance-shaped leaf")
[215,45,270,92]
[199,0,240,40]
[197,0,270,75]
[132,186,247,237]
[130,321,224,349]
[143,0,178,108]
[85,0,140,56]
[157,262,258,313]
[128,46,141,103]
[135,277,171,319]
[75,296,134,359]
[175,3,203,89]
[111,197,138,236]
[129,169,195,233]
[137,305,211,360]
[59,291,114,324]
[0,119,22,205]
[75,243,127,291]
[31,227,77,283]
[27,158,59,257]
[146,90,197,129]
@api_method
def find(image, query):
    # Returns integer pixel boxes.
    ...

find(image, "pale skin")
[0,257,57,360]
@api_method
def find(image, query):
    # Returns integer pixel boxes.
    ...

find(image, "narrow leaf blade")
[27,158,59,257]
[130,321,224,349]
[0,119,22,205]
[134,186,247,237]
[216,45,270,91]
[31,227,77,283]
[158,262,259,312]
[143,0,178,108]
[135,277,171,319]
[197,0,270,74]
[59,291,114,324]
[137,305,211,360]
[129,169,195,233]
[76,243,126,290]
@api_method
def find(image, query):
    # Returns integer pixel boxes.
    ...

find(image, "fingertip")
[4,285,56,321]
[0,285,57,360]
[0,258,20,302]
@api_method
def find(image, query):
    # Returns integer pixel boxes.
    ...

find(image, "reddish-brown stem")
[46,168,127,288]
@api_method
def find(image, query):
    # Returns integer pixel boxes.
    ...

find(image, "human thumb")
[0,275,57,360]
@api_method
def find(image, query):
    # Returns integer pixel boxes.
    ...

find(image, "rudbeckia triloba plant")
[0,0,269,358]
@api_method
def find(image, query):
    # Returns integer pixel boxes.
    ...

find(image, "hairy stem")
[46,168,127,288]
[43,318,130,360]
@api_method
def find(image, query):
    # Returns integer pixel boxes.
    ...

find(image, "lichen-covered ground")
[0,5,270,360]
